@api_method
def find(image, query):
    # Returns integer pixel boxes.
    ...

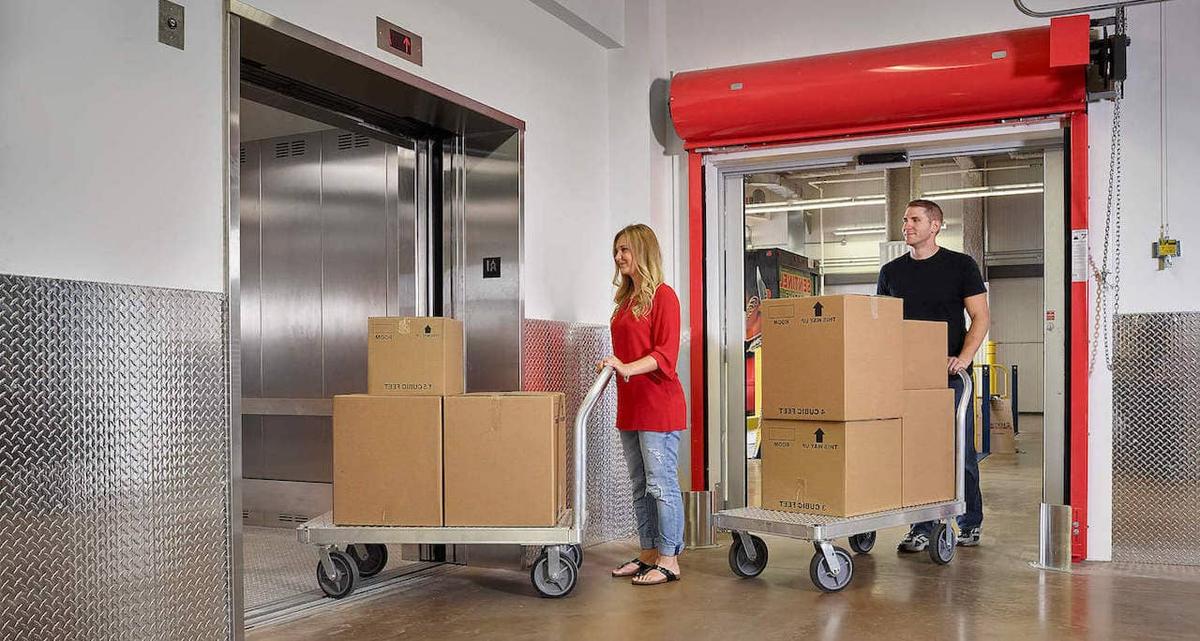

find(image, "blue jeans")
[619,430,685,556]
[915,375,984,534]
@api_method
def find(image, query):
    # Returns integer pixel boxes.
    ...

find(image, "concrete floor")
[248,416,1200,641]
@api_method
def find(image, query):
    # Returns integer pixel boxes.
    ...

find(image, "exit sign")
[376,17,423,66]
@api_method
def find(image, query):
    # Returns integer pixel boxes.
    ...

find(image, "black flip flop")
[632,564,679,585]
[611,558,652,577]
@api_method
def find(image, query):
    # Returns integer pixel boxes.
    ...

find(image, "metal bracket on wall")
[158,0,185,50]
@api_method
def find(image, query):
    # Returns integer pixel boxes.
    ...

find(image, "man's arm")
[950,292,990,374]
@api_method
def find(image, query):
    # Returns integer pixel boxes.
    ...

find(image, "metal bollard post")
[682,490,718,549]
[1032,503,1073,572]
[1012,364,1020,435]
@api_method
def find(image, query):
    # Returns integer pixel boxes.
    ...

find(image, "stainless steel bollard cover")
[1035,502,1073,571]
[683,490,718,549]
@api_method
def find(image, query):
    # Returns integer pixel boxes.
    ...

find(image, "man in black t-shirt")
[878,199,991,550]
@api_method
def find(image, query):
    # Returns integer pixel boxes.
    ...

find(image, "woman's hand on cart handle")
[598,356,629,378]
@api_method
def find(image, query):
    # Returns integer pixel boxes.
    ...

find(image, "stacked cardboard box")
[759,295,905,517]
[900,320,955,507]
[333,316,566,527]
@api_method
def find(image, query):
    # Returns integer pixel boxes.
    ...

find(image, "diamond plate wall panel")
[0,274,231,640]
[1113,312,1200,565]
[522,319,635,545]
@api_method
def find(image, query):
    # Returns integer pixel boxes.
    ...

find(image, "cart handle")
[575,366,615,536]
[955,368,973,504]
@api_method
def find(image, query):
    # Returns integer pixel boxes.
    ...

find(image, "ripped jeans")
[619,430,685,556]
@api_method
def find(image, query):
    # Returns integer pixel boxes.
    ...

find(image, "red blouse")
[610,284,687,432]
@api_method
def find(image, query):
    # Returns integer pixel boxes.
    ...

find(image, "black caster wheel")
[348,544,388,578]
[929,523,956,565]
[316,550,359,599]
[809,546,854,593]
[565,544,584,568]
[531,552,579,598]
[728,534,769,578]
[848,531,876,555]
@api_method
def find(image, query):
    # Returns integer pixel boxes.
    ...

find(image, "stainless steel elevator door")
[240,128,417,486]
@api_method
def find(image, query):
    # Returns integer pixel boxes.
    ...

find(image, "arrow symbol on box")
[814,428,825,443]
[813,302,824,317]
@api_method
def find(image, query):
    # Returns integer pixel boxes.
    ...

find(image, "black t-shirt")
[876,248,987,358]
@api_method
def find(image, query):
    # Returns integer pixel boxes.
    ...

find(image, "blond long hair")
[612,224,665,319]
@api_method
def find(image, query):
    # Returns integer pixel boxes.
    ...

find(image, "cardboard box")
[443,392,567,526]
[333,395,443,526]
[902,389,956,507]
[760,418,902,517]
[903,320,949,390]
[761,295,904,422]
[368,317,464,396]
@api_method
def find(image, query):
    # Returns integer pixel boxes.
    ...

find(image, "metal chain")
[1089,9,1127,373]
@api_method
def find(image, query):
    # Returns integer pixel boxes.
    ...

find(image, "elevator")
[228,4,525,620]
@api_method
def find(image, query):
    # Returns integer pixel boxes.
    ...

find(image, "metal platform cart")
[714,370,972,592]
[296,367,615,599]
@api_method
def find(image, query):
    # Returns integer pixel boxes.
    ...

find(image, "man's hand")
[948,356,970,375]
[598,355,630,378]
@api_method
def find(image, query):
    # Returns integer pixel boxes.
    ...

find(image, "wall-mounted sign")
[376,17,423,66]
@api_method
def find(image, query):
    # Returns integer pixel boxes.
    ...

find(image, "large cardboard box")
[761,295,904,422]
[902,389,956,507]
[760,418,902,517]
[368,317,464,396]
[443,392,567,526]
[333,395,443,526]
[903,320,949,390]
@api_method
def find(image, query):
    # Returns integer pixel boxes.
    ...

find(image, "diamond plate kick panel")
[1113,312,1200,565]
[522,319,635,545]
[0,274,231,640]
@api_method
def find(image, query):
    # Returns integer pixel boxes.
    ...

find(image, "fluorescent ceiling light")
[921,182,1044,201]
[832,227,887,237]
[922,186,1044,201]
[745,195,886,214]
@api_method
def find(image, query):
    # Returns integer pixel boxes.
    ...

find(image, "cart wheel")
[565,544,584,568]
[809,546,854,593]
[348,544,388,578]
[848,531,876,555]
[728,534,769,578]
[929,523,956,565]
[530,553,579,598]
[316,550,359,599]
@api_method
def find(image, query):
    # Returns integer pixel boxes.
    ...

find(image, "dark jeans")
[914,374,983,534]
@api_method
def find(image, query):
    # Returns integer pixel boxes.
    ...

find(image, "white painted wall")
[532,0,626,47]
[662,0,1200,561]
[0,1,225,292]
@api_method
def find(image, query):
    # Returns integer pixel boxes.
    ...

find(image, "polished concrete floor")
[248,416,1200,641]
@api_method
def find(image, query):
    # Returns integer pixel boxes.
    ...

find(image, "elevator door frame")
[225,6,525,637]
[701,118,1069,517]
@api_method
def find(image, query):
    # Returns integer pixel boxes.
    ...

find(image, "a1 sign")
[483,257,502,279]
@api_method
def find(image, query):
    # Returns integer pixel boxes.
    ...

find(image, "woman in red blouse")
[599,224,687,586]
